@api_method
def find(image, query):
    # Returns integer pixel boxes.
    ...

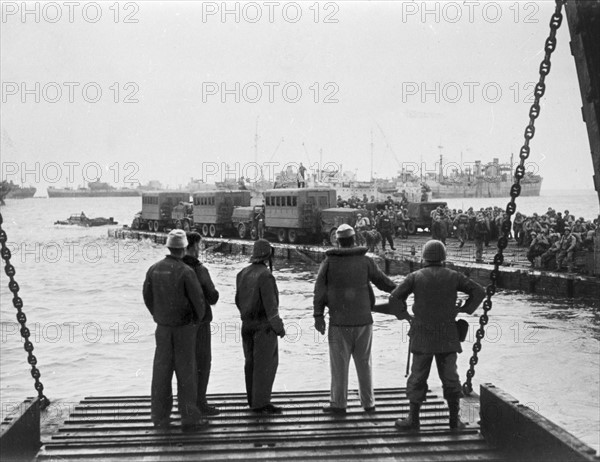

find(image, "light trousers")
[328,324,374,409]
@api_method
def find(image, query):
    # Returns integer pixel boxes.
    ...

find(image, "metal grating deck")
[36,388,508,461]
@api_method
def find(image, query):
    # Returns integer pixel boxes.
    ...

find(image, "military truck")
[320,207,361,245]
[192,190,252,237]
[405,201,448,234]
[135,191,191,232]
[231,205,264,239]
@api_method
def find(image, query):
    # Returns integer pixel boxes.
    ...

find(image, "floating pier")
[108,228,600,299]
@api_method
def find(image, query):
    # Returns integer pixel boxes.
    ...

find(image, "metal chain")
[0,212,50,409]
[462,0,565,396]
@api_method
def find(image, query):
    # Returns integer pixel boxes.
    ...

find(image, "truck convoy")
[130,188,423,244]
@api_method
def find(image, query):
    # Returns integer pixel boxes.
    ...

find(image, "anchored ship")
[424,156,543,199]
[47,180,141,198]
[6,184,36,199]
[0,181,37,202]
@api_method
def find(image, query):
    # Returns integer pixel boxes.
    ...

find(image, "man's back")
[314,247,395,326]
[394,266,484,322]
[143,255,204,326]
[236,263,279,325]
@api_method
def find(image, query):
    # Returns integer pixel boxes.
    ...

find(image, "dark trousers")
[196,321,212,407]
[242,324,279,409]
[151,324,202,425]
[475,237,484,261]
[406,352,461,403]
[381,231,395,250]
[432,222,447,244]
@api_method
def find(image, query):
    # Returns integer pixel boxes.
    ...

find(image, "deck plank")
[37,388,508,461]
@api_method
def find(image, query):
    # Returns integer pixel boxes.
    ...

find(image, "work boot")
[395,402,420,431]
[448,399,466,430]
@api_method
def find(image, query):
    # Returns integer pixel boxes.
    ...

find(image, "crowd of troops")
[337,194,411,251]
[337,196,597,273]
[425,205,596,272]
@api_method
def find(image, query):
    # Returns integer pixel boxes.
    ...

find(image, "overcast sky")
[1,1,594,191]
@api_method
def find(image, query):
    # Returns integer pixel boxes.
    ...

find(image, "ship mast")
[254,116,259,165]
[437,145,444,181]
[370,129,374,181]
[319,148,323,183]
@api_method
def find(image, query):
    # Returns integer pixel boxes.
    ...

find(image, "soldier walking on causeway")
[389,240,485,431]
[313,224,397,415]
[235,239,286,415]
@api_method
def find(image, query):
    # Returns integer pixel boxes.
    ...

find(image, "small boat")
[54,212,118,227]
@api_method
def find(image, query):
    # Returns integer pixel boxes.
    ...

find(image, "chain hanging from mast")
[0,212,50,409]
[462,0,566,395]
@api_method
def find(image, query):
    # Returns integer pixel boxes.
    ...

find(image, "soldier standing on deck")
[143,230,208,432]
[389,240,485,431]
[313,224,397,415]
[297,162,307,188]
[183,232,220,416]
[235,239,286,414]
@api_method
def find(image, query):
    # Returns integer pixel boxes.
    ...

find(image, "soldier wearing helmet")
[313,224,397,415]
[389,240,485,431]
[235,239,286,415]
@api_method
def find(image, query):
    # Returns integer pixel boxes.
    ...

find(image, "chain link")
[462,0,565,396]
[0,212,50,409]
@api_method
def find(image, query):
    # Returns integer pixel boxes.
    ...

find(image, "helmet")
[251,239,273,262]
[336,223,355,238]
[422,240,446,262]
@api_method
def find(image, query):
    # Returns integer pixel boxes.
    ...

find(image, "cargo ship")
[424,156,543,199]
[0,181,37,200]
[47,180,141,198]
[7,184,36,199]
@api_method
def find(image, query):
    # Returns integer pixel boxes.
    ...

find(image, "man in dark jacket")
[473,214,488,263]
[143,230,208,432]
[377,210,396,251]
[183,232,220,415]
[314,224,397,414]
[235,239,286,414]
[389,240,485,431]
[453,210,469,248]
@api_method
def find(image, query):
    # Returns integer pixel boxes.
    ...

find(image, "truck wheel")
[250,226,258,240]
[175,220,182,229]
[201,224,209,237]
[147,221,153,232]
[153,221,160,233]
[209,224,217,237]
[183,221,191,232]
[287,229,299,244]
[329,228,338,246]
[277,228,287,243]
[406,221,417,235]
[238,223,247,239]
